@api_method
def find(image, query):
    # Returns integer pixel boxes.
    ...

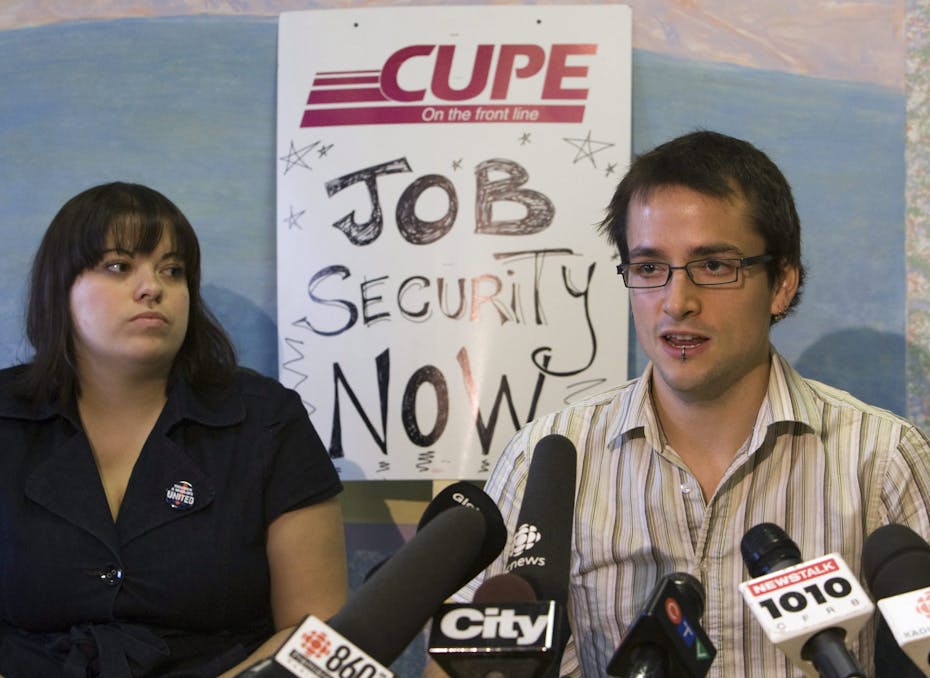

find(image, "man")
[429,131,930,676]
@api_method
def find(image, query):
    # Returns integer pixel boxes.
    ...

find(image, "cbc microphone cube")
[876,588,930,673]
[273,615,394,678]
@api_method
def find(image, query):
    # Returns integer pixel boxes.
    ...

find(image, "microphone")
[428,434,577,677]
[504,434,576,606]
[364,480,507,584]
[739,523,874,678]
[606,572,716,677]
[238,505,500,677]
[418,481,509,585]
[861,524,930,676]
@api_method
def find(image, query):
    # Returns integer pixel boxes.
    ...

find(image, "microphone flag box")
[739,553,875,677]
[606,576,716,677]
[273,615,394,678]
[428,601,563,678]
[876,587,930,671]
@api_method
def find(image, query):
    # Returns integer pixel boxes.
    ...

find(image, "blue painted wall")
[0,17,905,412]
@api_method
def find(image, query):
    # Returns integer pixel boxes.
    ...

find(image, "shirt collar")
[159,375,247,430]
[605,351,820,452]
[605,363,660,449]
[748,351,821,449]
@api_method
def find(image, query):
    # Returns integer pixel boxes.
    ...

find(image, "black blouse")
[0,367,342,677]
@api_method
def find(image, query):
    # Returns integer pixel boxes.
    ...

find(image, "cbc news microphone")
[429,433,577,678]
[237,505,502,677]
[607,572,716,677]
[739,523,874,678]
[862,523,930,676]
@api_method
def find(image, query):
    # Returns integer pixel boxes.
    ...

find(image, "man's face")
[626,185,798,405]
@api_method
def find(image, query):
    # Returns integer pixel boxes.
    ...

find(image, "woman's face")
[69,231,190,378]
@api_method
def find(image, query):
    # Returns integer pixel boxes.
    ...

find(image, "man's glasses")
[616,254,773,289]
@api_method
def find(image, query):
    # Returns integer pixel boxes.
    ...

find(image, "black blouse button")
[95,564,123,587]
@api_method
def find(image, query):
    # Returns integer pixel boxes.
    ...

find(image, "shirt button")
[100,565,123,587]
[680,484,692,494]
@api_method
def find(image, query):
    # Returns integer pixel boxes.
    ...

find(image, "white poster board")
[276,5,631,480]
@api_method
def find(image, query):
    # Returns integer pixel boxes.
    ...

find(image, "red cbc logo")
[916,591,930,619]
[300,630,332,659]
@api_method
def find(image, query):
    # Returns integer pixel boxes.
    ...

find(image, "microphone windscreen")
[862,523,930,598]
[740,522,802,577]
[328,506,492,667]
[507,434,577,604]
[667,572,707,618]
[473,572,538,604]
[418,480,508,584]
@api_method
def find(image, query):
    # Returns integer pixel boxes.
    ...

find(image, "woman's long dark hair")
[19,182,237,405]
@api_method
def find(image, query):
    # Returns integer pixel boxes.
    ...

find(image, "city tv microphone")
[862,523,930,676]
[739,523,874,678]
[237,505,500,677]
[428,434,577,677]
[606,572,716,677]
[364,480,507,584]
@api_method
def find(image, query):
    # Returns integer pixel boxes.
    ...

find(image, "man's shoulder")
[512,375,645,444]
[796,371,911,425]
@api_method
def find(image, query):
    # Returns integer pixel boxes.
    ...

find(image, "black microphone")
[428,434,577,678]
[606,572,716,677]
[739,523,874,678]
[418,481,509,585]
[504,434,576,607]
[861,524,930,676]
[365,480,507,584]
[238,505,500,677]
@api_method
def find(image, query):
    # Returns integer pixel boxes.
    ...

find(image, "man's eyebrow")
[628,243,745,260]
[690,243,745,257]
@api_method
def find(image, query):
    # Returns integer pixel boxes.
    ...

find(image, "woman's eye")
[162,265,186,279]
[103,261,130,274]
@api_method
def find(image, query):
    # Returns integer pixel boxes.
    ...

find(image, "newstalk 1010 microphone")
[739,523,874,678]
[861,523,930,676]
[428,433,577,678]
[606,572,716,677]
[237,505,501,677]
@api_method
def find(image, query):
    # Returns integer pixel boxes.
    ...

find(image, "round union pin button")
[165,480,195,510]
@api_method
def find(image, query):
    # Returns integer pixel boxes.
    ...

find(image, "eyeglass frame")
[615,253,774,289]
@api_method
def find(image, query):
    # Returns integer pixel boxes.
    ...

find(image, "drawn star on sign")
[279,140,318,174]
[563,130,615,168]
[283,205,306,230]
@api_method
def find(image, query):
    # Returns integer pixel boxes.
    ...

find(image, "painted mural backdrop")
[276,6,630,479]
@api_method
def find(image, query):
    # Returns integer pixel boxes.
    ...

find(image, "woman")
[0,182,347,677]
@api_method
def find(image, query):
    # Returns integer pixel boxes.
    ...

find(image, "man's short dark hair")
[599,130,805,318]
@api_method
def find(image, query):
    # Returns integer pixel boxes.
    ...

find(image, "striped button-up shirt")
[461,351,930,677]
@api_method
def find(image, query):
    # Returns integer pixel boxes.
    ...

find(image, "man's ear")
[771,263,800,318]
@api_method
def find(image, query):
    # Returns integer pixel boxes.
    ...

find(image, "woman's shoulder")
[230,367,300,402]
[193,368,306,426]
[0,364,48,419]
[0,363,30,383]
